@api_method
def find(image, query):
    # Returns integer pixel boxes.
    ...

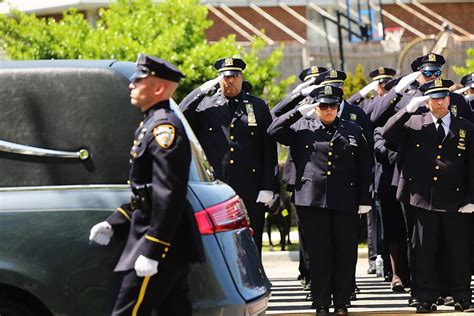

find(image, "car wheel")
[0,297,38,316]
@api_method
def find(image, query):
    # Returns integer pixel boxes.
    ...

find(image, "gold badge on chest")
[458,129,466,150]
[350,113,357,121]
[450,105,458,117]
[246,103,257,126]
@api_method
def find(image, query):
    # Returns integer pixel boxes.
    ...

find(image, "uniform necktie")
[437,119,445,143]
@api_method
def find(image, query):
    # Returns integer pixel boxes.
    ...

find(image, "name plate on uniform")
[246,104,257,126]
[349,135,358,146]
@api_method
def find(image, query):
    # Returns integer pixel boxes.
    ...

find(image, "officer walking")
[268,85,372,315]
[382,79,474,313]
[89,54,204,316]
[179,57,279,254]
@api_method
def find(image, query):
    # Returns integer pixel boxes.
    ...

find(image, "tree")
[452,48,474,76]
[0,0,294,104]
[344,64,368,97]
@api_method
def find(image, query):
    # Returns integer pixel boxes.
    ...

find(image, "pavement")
[261,231,472,315]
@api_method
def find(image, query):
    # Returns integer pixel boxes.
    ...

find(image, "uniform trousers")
[112,264,191,316]
[243,198,266,255]
[297,213,311,282]
[405,204,471,303]
[296,206,359,307]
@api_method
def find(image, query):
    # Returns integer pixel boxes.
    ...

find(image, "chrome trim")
[0,184,129,192]
[0,140,90,160]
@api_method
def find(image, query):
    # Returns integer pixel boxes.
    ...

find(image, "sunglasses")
[422,70,442,78]
[317,103,339,110]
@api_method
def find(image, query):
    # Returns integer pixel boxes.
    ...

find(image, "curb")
[262,248,369,262]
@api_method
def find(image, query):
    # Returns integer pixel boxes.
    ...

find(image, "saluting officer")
[268,85,372,315]
[382,79,474,313]
[371,53,474,128]
[347,67,396,115]
[458,73,474,109]
[179,57,279,254]
[89,54,204,315]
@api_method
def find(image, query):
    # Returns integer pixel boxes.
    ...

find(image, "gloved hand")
[291,77,315,94]
[406,95,429,113]
[459,203,474,213]
[134,255,159,277]
[359,80,379,98]
[256,190,274,206]
[394,72,420,94]
[89,221,114,245]
[301,84,322,97]
[358,205,372,214]
[454,86,470,95]
[199,75,223,94]
[297,103,316,118]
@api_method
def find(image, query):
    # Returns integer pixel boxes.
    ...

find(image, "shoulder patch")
[153,124,175,149]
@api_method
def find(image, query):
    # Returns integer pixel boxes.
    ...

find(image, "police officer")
[458,73,474,109]
[382,79,474,313]
[89,54,204,316]
[179,57,279,254]
[347,67,396,115]
[268,85,372,314]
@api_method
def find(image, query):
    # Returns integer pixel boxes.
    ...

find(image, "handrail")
[0,140,90,160]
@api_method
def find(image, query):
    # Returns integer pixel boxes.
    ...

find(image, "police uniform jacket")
[271,89,306,119]
[373,127,398,196]
[347,92,376,115]
[267,108,372,211]
[382,107,474,212]
[340,100,374,154]
[107,100,204,272]
[179,87,279,201]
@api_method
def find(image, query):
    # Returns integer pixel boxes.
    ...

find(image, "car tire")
[0,297,38,316]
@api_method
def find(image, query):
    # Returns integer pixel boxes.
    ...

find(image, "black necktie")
[437,119,445,143]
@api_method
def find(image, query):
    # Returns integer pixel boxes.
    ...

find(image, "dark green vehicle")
[0,60,271,316]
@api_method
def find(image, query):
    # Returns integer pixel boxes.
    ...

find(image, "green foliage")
[0,0,294,105]
[344,64,368,97]
[452,48,474,76]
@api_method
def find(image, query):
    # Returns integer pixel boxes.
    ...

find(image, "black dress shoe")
[367,266,376,274]
[315,306,330,315]
[436,296,445,305]
[391,281,405,292]
[350,291,357,301]
[454,300,474,312]
[384,272,393,282]
[444,296,455,306]
[408,297,421,307]
[304,280,311,291]
[416,302,437,313]
[305,292,313,301]
[354,285,360,293]
[334,306,348,315]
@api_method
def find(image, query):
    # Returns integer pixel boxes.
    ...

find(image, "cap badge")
[378,67,385,75]
[330,69,337,78]
[311,66,318,74]
[224,58,233,66]
[324,85,332,95]
[428,53,436,62]
[434,79,442,87]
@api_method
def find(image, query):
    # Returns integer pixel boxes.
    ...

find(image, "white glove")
[89,221,114,245]
[301,84,322,97]
[459,203,474,213]
[406,95,430,113]
[394,72,421,93]
[454,86,470,95]
[256,190,274,206]
[134,255,159,277]
[291,77,315,94]
[358,205,372,214]
[199,75,223,94]
[298,103,316,118]
[359,80,379,98]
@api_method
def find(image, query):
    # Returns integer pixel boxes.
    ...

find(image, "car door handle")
[0,140,90,160]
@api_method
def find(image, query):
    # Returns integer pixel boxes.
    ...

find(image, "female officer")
[268,86,371,315]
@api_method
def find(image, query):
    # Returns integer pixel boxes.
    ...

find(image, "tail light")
[194,196,250,235]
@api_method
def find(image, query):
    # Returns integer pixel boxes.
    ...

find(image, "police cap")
[460,73,474,88]
[298,66,328,82]
[310,85,344,104]
[419,78,454,98]
[314,69,347,87]
[130,53,185,82]
[214,57,246,76]
[410,53,445,71]
[369,67,396,83]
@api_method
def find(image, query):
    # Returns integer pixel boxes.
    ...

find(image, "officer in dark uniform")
[89,54,204,316]
[382,79,474,313]
[371,53,474,128]
[268,85,372,315]
[347,67,396,116]
[179,57,279,254]
[459,73,474,109]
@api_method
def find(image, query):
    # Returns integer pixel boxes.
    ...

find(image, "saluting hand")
[291,77,316,94]
[454,86,470,95]
[297,102,317,118]
[406,95,429,113]
[199,75,223,94]
[358,205,372,214]
[394,71,421,94]
[459,203,474,213]
[89,221,114,245]
[359,80,379,98]
[135,255,159,277]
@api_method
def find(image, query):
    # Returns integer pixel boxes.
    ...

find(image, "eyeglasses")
[422,70,442,78]
[317,103,339,110]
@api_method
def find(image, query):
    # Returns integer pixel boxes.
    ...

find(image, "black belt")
[130,183,152,211]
